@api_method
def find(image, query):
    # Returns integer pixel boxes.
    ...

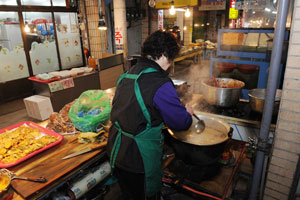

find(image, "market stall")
[0,89,115,200]
[210,28,289,99]
[30,69,100,112]
[2,134,108,200]
[170,46,203,74]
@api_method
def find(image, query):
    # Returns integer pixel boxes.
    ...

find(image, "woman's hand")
[185,104,194,115]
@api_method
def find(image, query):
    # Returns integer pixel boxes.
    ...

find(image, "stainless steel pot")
[248,88,282,115]
[201,78,245,107]
[166,114,233,166]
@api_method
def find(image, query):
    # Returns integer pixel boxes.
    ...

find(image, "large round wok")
[166,114,233,166]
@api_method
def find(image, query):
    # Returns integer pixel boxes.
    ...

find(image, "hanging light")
[98,14,107,30]
[169,1,175,15]
[24,21,30,33]
[185,8,191,17]
[148,0,155,8]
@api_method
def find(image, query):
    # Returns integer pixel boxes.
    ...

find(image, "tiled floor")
[0,99,40,129]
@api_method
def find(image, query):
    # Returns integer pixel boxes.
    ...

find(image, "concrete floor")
[0,99,40,129]
[0,58,252,199]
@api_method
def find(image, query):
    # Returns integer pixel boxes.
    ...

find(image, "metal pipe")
[288,154,300,200]
[259,155,269,200]
[249,0,290,199]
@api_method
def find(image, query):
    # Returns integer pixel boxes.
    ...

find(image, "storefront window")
[21,0,51,6]
[54,12,83,69]
[219,32,274,53]
[0,0,17,5]
[52,0,66,7]
[23,12,59,75]
[0,12,29,82]
[243,0,277,28]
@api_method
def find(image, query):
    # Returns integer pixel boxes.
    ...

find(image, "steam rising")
[172,59,217,113]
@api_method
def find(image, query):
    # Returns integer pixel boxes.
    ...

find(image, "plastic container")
[88,57,96,70]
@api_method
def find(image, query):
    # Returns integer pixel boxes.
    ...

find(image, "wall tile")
[264,188,288,200]
[267,171,293,186]
[286,56,300,68]
[265,181,291,194]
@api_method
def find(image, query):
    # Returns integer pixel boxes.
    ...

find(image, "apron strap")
[116,73,138,86]
[110,121,135,168]
[116,68,158,127]
[134,68,158,127]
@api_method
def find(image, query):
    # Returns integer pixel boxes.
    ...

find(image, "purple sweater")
[153,82,192,131]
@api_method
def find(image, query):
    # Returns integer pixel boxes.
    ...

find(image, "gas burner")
[193,99,278,124]
[165,158,223,184]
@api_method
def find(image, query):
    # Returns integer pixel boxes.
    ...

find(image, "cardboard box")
[222,32,244,46]
[24,95,53,121]
[99,64,124,90]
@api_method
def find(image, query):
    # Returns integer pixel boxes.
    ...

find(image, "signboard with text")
[61,78,74,89]
[155,0,197,9]
[229,0,238,19]
[199,0,226,11]
[158,10,164,30]
[115,27,124,50]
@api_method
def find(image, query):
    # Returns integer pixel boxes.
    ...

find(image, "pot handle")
[228,127,233,138]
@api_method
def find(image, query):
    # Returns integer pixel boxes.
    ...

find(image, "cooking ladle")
[193,114,205,134]
[211,74,219,87]
[0,169,47,193]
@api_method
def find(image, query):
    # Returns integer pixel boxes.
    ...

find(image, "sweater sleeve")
[153,82,192,132]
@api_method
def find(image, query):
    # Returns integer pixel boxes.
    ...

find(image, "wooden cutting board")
[9,135,107,199]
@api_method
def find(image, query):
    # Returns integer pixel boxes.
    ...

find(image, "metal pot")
[248,88,282,115]
[201,78,245,107]
[166,114,232,166]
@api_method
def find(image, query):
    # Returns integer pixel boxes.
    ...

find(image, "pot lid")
[168,114,231,146]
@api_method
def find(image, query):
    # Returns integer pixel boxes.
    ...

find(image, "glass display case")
[217,28,276,59]
[210,28,287,99]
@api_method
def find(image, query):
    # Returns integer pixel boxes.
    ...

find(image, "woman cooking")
[107,30,193,200]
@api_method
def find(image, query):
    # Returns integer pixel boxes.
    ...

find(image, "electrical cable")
[162,177,223,200]
[182,185,223,200]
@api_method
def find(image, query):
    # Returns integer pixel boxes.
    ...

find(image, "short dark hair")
[141,30,180,61]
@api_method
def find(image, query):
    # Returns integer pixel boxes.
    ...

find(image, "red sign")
[61,78,74,89]
[115,32,122,44]
[230,0,236,8]
[158,10,164,30]
[115,27,124,50]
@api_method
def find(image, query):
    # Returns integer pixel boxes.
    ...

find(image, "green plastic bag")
[69,90,111,132]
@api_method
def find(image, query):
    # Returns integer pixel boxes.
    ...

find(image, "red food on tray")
[28,76,61,83]
[0,121,63,168]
